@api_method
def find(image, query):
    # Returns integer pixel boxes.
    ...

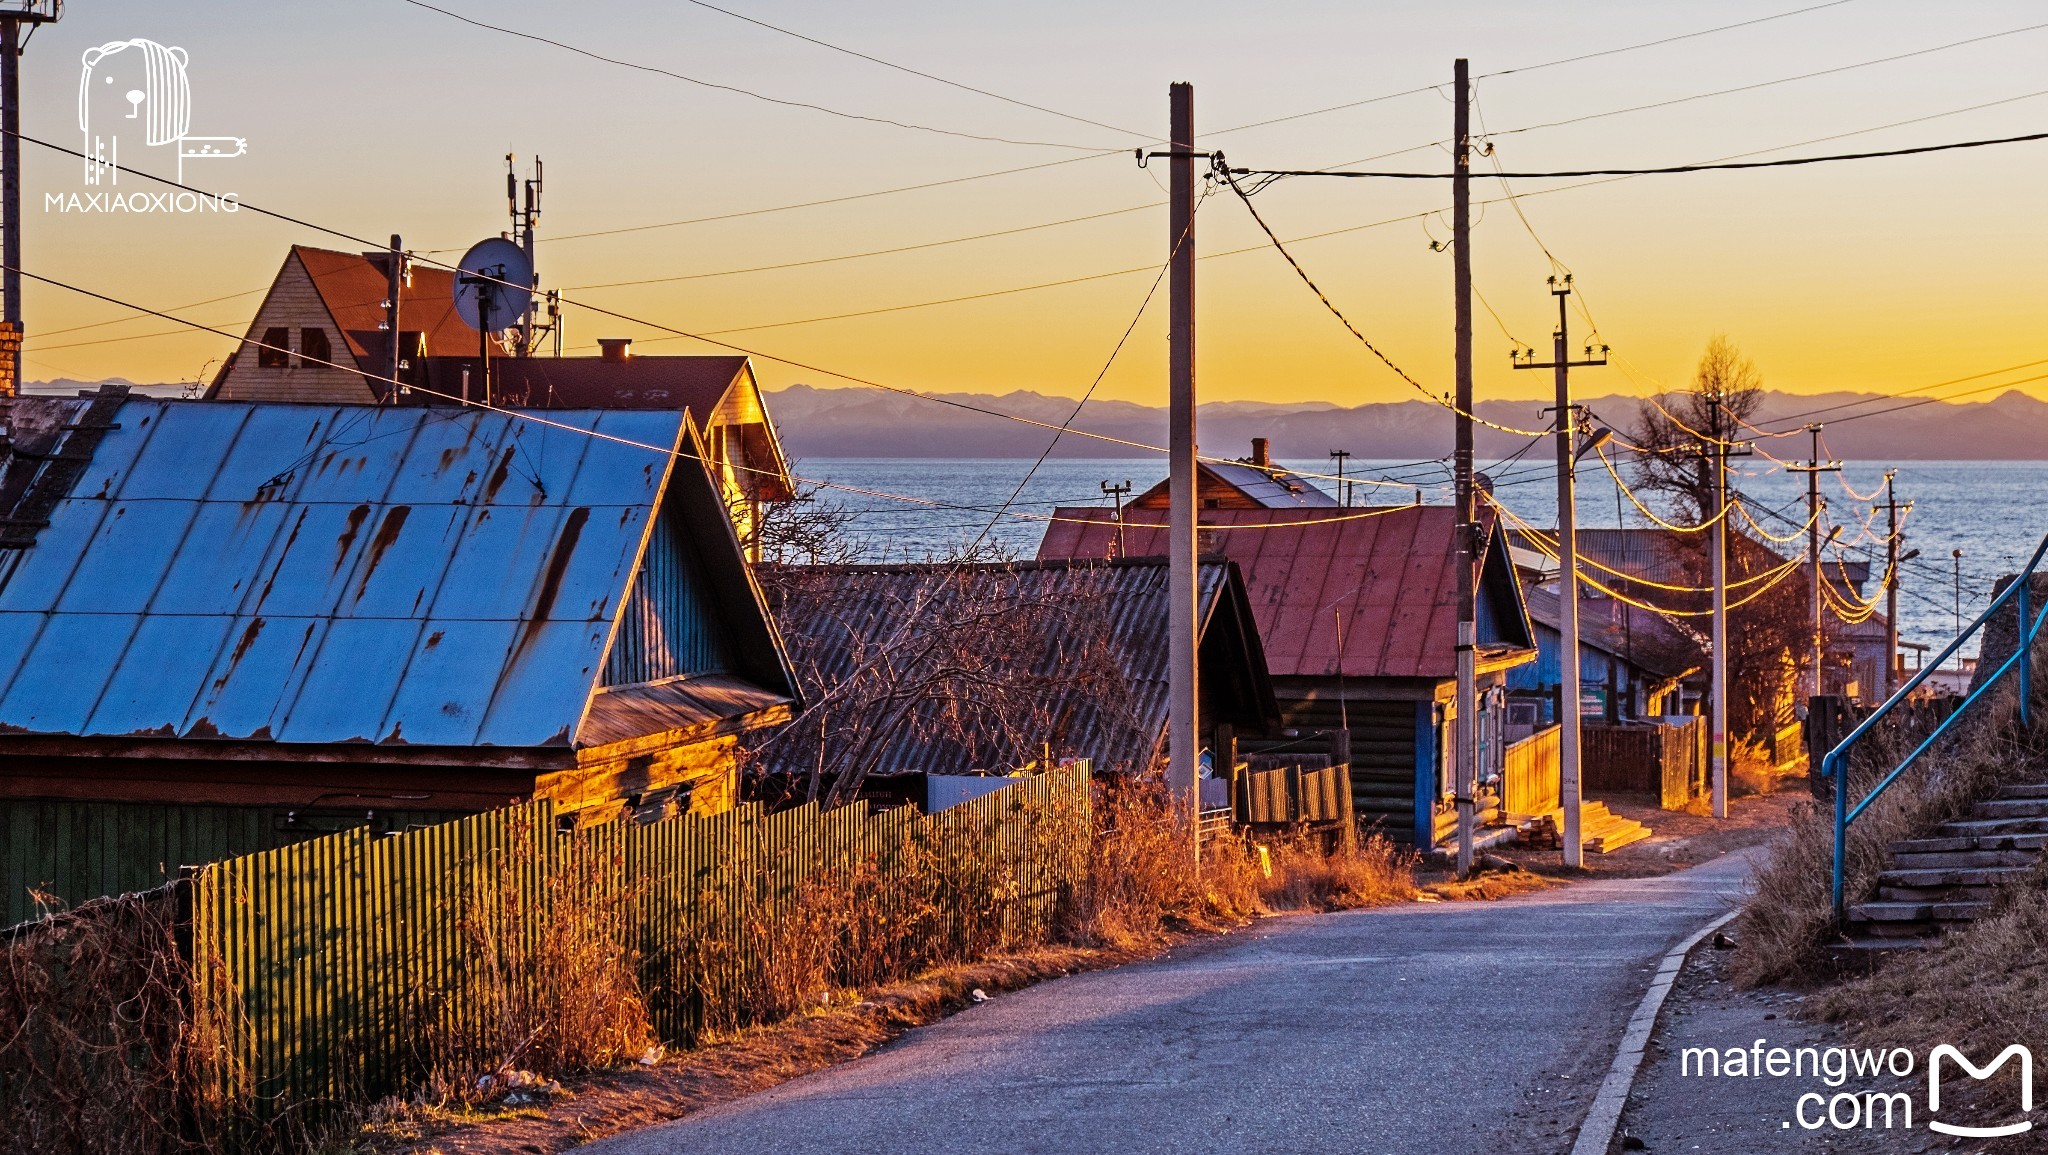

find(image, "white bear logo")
[78,38,244,186]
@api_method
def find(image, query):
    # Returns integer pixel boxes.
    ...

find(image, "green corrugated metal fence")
[186,765,1090,1111]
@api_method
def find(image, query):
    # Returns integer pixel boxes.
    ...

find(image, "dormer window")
[257,326,290,368]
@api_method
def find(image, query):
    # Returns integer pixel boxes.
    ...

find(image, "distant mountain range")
[766,384,2048,462]
[28,376,2041,461]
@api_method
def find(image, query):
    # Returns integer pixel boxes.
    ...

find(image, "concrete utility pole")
[1166,82,1201,855]
[1511,275,1607,868]
[1789,426,1841,699]
[1451,59,1478,879]
[1882,472,1904,697]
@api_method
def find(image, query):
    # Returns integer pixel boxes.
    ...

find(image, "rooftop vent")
[598,338,633,363]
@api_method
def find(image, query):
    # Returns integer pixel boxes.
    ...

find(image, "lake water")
[800,457,2048,658]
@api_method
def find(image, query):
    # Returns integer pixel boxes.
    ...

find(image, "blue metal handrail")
[1827,532,2048,924]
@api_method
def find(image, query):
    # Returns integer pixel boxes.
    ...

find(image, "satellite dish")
[452,237,533,333]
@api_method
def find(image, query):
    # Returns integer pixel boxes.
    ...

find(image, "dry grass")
[1062,776,1416,951]
[1803,866,2048,1153]
[1735,687,2033,987]
[409,855,657,1110]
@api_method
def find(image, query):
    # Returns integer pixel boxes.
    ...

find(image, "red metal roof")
[294,245,472,366]
[419,354,749,418]
[1038,506,1519,681]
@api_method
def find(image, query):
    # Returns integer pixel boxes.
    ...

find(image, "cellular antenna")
[507,154,545,355]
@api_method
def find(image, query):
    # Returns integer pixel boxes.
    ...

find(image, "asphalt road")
[588,851,1760,1155]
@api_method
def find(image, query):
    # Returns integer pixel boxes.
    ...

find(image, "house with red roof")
[1039,495,1536,847]
[205,247,793,554]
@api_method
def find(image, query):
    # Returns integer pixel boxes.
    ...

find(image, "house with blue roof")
[0,385,798,922]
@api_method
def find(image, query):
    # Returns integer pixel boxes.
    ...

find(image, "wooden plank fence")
[185,764,1090,1112]
[1501,725,1561,818]
[1582,719,1705,809]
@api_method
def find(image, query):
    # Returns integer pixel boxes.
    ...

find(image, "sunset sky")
[22,0,2048,409]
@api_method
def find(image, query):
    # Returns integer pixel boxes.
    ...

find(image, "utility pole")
[1881,473,1904,697]
[1101,479,1132,557]
[0,1,60,387]
[1788,426,1841,699]
[1512,275,1607,868]
[1703,397,1750,819]
[1166,82,1201,855]
[382,235,405,400]
[1451,59,1478,879]
[1329,449,1353,507]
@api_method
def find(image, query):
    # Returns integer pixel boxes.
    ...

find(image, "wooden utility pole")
[1451,59,1477,878]
[1709,395,1730,819]
[1329,449,1353,507]
[1167,82,1201,854]
[1102,479,1132,557]
[383,235,405,396]
[1512,275,1607,868]
[1789,426,1841,699]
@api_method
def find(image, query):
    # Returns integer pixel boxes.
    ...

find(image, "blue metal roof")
[0,399,695,749]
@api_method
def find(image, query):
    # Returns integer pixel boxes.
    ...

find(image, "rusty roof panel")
[0,398,692,749]
[1038,506,1519,682]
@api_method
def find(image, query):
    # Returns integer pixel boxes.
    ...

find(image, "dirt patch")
[1423,790,1806,892]
[365,944,1140,1155]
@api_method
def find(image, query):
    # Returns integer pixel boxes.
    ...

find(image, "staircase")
[1843,782,2048,949]
[1517,800,1653,854]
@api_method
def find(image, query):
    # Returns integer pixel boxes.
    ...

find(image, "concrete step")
[1846,899,1993,925]
[1836,933,1945,952]
[1892,831,2048,854]
[1890,848,2042,870]
[1936,816,2048,837]
[1970,798,2048,820]
[1995,783,2048,800]
[1876,865,2031,889]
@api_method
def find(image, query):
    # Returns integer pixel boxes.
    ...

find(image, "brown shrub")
[0,890,238,1155]
[1062,775,1417,949]
[415,853,656,1101]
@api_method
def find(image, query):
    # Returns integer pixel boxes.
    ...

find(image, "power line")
[678,0,1148,140]
[566,202,1160,290]
[395,0,1114,151]
[1227,130,2048,180]
[1482,20,2048,140]
[1201,0,1863,138]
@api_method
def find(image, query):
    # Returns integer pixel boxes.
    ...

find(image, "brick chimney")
[0,323,19,398]
[598,338,632,363]
[1250,437,1271,468]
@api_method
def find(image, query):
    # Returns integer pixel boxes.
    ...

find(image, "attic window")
[258,327,290,368]
[299,327,330,368]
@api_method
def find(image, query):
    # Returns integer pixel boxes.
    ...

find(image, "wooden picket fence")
[184,764,1090,1113]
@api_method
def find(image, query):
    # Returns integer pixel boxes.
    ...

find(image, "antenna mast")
[506,154,546,356]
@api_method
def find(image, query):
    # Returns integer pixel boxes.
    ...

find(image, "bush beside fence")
[0,764,1090,1146]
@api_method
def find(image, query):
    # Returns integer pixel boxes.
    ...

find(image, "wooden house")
[1039,501,1536,846]
[0,386,797,921]
[1510,584,1700,730]
[204,247,794,553]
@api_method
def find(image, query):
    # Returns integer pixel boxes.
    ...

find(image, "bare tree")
[1620,336,1817,740]
[1628,335,1764,523]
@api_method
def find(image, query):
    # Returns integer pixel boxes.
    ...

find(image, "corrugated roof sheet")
[755,558,1273,776]
[1038,506,1528,681]
[0,398,699,749]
